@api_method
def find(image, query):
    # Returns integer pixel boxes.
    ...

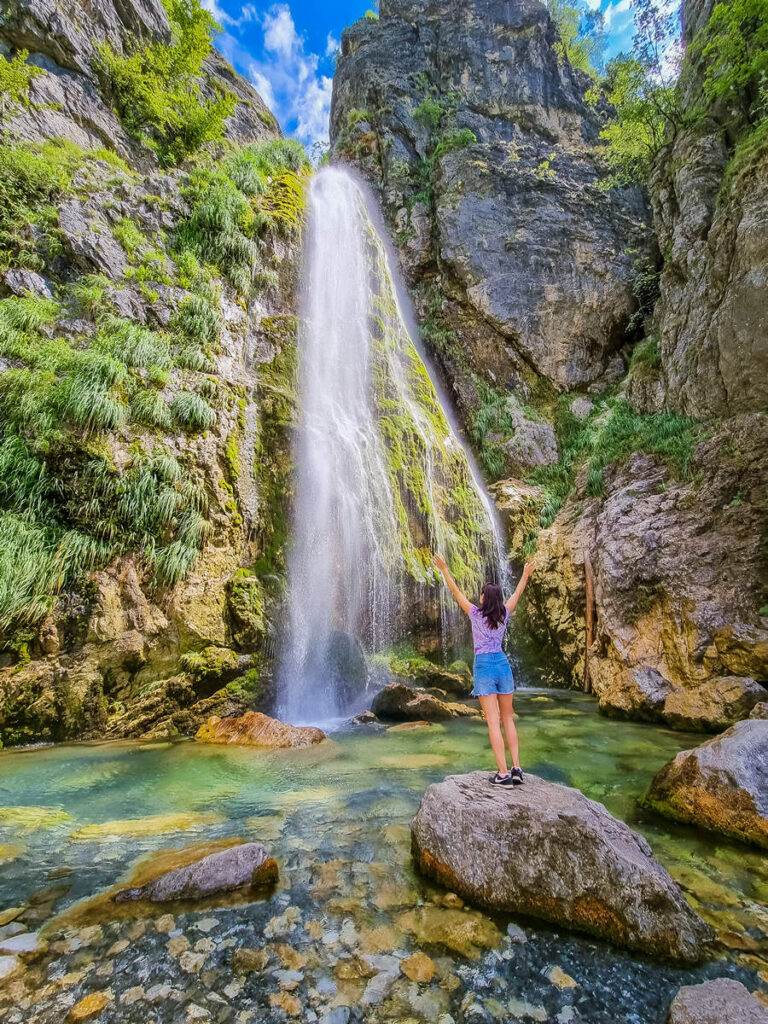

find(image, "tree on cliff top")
[97,0,237,166]
[547,0,606,77]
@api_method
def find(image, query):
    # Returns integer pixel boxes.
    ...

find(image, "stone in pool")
[195,711,326,748]
[646,718,768,848]
[667,978,768,1023]
[410,772,714,962]
[371,682,477,721]
[114,842,278,902]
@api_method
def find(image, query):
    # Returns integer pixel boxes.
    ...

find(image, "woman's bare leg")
[498,693,520,767]
[478,694,508,775]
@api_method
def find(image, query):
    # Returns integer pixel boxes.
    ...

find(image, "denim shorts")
[472,652,515,697]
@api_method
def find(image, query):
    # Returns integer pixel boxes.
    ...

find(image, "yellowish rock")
[155,914,175,934]
[167,935,190,956]
[67,991,111,1022]
[269,992,302,1016]
[401,951,436,983]
[70,811,222,841]
[196,712,325,748]
[232,948,270,973]
[273,944,307,970]
[0,908,23,927]
[387,721,433,732]
[0,807,71,830]
[0,844,26,865]
[548,965,577,989]
[397,906,502,959]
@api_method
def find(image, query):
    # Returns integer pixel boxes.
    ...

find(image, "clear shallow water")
[0,691,765,1023]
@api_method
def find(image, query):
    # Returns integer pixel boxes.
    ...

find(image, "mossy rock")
[179,645,248,697]
[386,654,472,696]
[227,570,267,648]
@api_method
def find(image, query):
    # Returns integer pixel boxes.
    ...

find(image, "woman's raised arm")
[505,561,536,613]
[433,555,472,615]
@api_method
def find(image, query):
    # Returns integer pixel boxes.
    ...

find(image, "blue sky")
[205,1,639,154]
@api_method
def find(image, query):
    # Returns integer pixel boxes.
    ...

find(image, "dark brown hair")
[479,582,506,629]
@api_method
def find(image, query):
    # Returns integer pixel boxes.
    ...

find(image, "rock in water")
[372,683,478,721]
[115,843,277,902]
[195,712,326,748]
[667,978,768,1024]
[646,719,768,848]
[410,772,713,961]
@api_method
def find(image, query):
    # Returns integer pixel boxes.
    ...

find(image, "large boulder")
[383,654,472,696]
[372,683,478,721]
[646,719,768,848]
[411,772,714,961]
[114,842,277,902]
[662,676,766,732]
[667,978,768,1024]
[195,712,326,748]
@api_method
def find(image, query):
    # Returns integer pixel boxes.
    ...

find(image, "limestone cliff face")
[330,0,651,438]
[644,0,768,418]
[0,0,277,161]
[0,0,301,745]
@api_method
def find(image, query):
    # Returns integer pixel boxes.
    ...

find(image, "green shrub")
[0,49,45,121]
[113,218,146,260]
[172,293,220,346]
[154,539,199,585]
[68,274,113,318]
[225,139,307,197]
[96,318,173,369]
[171,390,216,431]
[470,380,516,480]
[96,0,237,166]
[132,388,173,428]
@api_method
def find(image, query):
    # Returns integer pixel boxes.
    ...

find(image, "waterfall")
[277,167,506,725]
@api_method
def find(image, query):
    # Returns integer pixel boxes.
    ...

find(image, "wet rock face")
[667,977,768,1024]
[195,712,326,748]
[411,772,714,961]
[330,0,651,408]
[114,842,278,902]
[525,415,768,726]
[646,719,768,849]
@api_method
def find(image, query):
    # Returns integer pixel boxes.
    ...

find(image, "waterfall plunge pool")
[0,690,765,1023]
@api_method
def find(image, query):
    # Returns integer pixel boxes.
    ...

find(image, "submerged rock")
[646,719,768,848]
[372,683,478,721]
[667,978,768,1024]
[411,772,713,961]
[195,712,326,748]
[114,842,277,902]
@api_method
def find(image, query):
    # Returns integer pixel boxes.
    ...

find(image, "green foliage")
[172,293,221,347]
[96,0,237,166]
[528,397,699,529]
[132,388,173,428]
[171,390,216,431]
[175,140,308,294]
[470,380,516,480]
[626,252,661,333]
[68,274,113,318]
[113,217,147,261]
[629,336,661,373]
[598,0,683,185]
[546,0,606,77]
[693,0,768,119]
[0,49,44,121]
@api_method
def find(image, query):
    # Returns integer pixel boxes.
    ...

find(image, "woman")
[433,555,536,786]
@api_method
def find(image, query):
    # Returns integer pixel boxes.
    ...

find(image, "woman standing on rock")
[433,556,536,786]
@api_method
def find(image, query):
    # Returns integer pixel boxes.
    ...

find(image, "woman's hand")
[433,555,448,574]
[523,560,537,579]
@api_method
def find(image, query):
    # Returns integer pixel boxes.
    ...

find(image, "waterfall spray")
[277,167,507,724]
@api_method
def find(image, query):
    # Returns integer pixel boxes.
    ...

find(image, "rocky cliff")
[331,0,768,728]
[330,0,652,476]
[0,0,303,745]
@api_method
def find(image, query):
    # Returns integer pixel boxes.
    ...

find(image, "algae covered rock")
[195,712,326,748]
[383,654,471,696]
[411,772,713,961]
[372,683,477,722]
[646,719,768,848]
[667,978,768,1024]
[114,842,277,902]
[662,676,766,732]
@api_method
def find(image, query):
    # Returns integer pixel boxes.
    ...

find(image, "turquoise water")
[0,691,765,1023]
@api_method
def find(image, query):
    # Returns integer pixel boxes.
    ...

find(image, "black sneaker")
[510,767,524,785]
[489,772,514,786]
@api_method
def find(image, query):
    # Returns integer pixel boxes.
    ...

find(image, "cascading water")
[277,167,507,724]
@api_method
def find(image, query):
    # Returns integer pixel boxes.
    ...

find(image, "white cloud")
[325,32,340,57]
[603,0,632,31]
[246,3,332,152]
[263,5,300,58]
